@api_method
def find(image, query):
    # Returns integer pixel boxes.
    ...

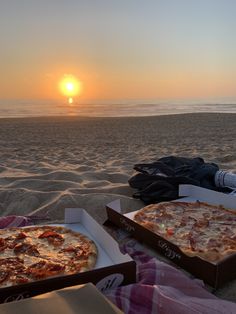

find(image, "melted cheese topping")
[0,226,97,287]
[134,201,236,262]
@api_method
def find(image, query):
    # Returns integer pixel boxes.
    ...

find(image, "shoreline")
[0,111,236,121]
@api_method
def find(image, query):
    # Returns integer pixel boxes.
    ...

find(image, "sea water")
[0,98,236,118]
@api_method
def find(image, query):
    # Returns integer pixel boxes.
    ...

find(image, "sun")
[59,75,81,103]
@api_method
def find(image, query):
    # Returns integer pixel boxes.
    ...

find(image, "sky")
[0,0,236,103]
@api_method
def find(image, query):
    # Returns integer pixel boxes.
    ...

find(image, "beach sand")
[0,112,236,301]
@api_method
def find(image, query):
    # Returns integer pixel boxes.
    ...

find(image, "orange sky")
[1,63,235,102]
[0,1,235,103]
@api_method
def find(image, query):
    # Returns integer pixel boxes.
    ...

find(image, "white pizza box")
[64,207,134,273]
[0,208,136,304]
[0,283,123,314]
[178,184,236,209]
[106,192,236,289]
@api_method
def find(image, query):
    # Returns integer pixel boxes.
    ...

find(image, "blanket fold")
[104,239,236,314]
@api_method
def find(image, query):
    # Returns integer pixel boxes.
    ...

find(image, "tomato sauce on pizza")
[134,201,236,262]
[0,226,97,287]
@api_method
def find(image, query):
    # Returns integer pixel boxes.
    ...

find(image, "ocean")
[0,99,236,118]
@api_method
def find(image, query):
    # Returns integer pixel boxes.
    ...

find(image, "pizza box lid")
[63,207,133,269]
[0,283,123,314]
[0,208,136,303]
[179,184,236,209]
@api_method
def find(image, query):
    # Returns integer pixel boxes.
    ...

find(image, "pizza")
[134,201,236,263]
[0,225,97,287]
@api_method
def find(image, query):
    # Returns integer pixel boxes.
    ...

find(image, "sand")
[0,112,236,301]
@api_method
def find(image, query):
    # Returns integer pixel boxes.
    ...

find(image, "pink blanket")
[104,239,236,313]
[0,215,51,229]
[0,215,33,228]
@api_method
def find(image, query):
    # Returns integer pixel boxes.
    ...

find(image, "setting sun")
[59,75,81,103]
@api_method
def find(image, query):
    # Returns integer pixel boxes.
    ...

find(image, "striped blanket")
[104,238,236,314]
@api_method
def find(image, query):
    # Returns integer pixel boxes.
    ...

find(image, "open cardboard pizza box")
[106,184,236,289]
[0,283,123,314]
[0,208,136,304]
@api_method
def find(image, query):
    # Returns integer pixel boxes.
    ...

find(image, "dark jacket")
[129,156,230,204]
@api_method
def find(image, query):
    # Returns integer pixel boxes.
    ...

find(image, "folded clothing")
[129,156,230,204]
